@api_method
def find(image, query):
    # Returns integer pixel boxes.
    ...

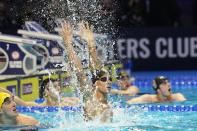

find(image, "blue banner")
[116,27,197,71]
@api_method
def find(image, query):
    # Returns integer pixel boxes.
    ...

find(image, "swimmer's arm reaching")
[61,22,90,94]
[0,87,39,106]
[110,89,134,96]
[14,97,40,106]
[111,86,139,96]
[126,94,152,104]
[18,114,40,126]
[174,93,186,101]
[79,21,102,70]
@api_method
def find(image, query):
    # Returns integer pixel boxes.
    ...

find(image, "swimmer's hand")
[79,21,95,45]
[61,21,73,44]
[48,86,60,101]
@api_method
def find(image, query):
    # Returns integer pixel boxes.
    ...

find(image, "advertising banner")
[117,27,197,71]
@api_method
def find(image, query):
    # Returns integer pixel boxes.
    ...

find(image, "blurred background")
[0,0,197,73]
[1,0,197,71]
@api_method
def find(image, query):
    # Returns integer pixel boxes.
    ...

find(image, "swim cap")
[0,92,11,107]
[153,76,169,91]
[119,71,128,77]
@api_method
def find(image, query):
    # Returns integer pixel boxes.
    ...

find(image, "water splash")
[23,0,121,129]
[23,0,117,34]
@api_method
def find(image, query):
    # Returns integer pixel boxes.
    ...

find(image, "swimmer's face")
[53,81,61,92]
[96,74,112,94]
[44,81,60,100]
[118,75,130,89]
[1,96,18,117]
[158,80,171,97]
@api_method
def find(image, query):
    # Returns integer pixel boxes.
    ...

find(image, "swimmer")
[39,78,80,106]
[127,76,186,104]
[83,69,112,122]
[0,92,39,125]
[61,21,112,122]
[110,71,139,96]
[0,78,79,107]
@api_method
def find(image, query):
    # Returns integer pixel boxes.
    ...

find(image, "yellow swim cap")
[0,92,11,108]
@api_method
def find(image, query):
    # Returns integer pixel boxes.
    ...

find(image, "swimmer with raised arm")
[127,76,186,104]
[61,21,112,122]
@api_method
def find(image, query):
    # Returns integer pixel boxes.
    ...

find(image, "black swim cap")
[153,76,169,91]
[91,69,108,84]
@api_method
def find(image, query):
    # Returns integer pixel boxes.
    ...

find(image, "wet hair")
[39,78,57,98]
[91,69,108,84]
[153,76,169,92]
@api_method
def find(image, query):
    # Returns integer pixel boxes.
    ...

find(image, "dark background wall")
[1,0,197,71]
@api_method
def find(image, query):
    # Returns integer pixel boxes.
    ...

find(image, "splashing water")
[23,0,117,33]
[22,0,121,129]
[45,70,61,103]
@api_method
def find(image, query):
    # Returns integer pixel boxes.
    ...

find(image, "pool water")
[2,71,197,131]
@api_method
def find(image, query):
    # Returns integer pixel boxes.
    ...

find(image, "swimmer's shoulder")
[127,94,154,104]
[127,85,139,94]
[143,94,156,102]
[17,114,39,125]
[172,93,186,101]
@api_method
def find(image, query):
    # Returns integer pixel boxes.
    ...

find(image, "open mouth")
[13,108,17,112]
[107,86,111,90]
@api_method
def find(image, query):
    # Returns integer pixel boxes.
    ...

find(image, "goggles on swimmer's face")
[100,76,112,82]
[118,75,129,80]
[117,71,130,80]
[3,96,14,106]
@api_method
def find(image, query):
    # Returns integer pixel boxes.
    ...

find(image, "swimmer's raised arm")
[79,21,102,70]
[61,21,89,93]
[61,21,83,73]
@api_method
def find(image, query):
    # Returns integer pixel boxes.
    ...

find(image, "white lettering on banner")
[177,37,189,58]
[155,38,167,58]
[117,38,150,59]
[168,38,177,58]
[49,56,64,63]
[156,37,197,58]
[9,61,22,68]
[190,37,197,57]
[139,38,150,58]
[127,39,138,58]
[118,37,197,59]
[117,39,127,59]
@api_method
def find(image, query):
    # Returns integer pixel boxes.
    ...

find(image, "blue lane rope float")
[16,105,197,112]
[16,106,82,112]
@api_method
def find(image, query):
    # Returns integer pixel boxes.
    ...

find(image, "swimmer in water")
[127,76,186,104]
[110,71,139,96]
[0,92,39,125]
[61,21,112,122]
[0,78,79,107]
